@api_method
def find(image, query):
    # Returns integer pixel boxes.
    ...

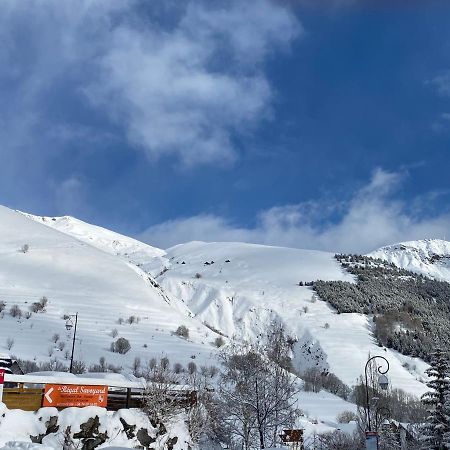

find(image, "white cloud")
[85,0,301,165]
[0,0,301,167]
[139,168,450,253]
[430,71,450,97]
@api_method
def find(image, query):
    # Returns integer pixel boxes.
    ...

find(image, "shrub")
[110,337,131,354]
[127,315,138,325]
[71,360,86,374]
[30,296,48,313]
[336,410,358,424]
[160,356,170,370]
[173,362,184,374]
[21,244,29,253]
[195,273,202,279]
[0,301,5,313]
[58,341,66,351]
[187,361,197,374]
[214,336,225,347]
[6,337,14,350]
[175,325,189,338]
[52,333,60,343]
[110,328,118,338]
[10,304,22,318]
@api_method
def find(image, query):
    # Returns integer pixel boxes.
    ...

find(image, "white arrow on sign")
[45,387,54,404]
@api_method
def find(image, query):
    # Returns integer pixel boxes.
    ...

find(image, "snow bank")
[0,403,191,449]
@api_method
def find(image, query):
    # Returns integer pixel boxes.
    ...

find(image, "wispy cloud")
[139,168,450,253]
[85,0,301,165]
[0,0,301,213]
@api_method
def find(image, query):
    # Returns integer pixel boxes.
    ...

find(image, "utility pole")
[65,313,78,374]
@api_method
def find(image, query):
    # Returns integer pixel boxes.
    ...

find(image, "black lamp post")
[65,313,78,374]
[364,356,390,432]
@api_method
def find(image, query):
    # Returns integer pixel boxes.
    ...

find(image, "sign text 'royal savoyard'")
[42,384,108,408]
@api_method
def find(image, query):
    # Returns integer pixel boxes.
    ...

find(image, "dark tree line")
[314,254,450,362]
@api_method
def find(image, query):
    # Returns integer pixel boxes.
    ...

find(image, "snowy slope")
[369,239,450,282]
[158,241,428,395]
[21,213,167,276]
[0,207,430,398]
[0,206,218,370]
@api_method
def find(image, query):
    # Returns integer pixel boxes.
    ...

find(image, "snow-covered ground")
[0,206,218,371]
[0,204,436,441]
[158,241,428,394]
[0,403,190,449]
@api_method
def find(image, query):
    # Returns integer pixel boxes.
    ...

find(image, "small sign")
[280,429,303,443]
[42,384,108,408]
[0,369,4,403]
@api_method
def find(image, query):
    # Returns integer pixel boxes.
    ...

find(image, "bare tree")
[142,358,184,423]
[219,340,300,450]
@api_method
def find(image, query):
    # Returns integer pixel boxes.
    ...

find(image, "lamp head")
[378,374,389,390]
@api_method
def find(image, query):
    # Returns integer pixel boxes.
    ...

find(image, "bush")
[71,360,86,374]
[195,273,202,279]
[110,337,131,354]
[0,301,5,313]
[30,296,48,313]
[10,304,22,318]
[187,361,197,374]
[6,337,14,350]
[336,410,358,423]
[175,325,189,338]
[110,328,118,338]
[21,244,29,253]
[214,336,225,347]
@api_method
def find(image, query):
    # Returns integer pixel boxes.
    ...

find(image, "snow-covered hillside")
[369,239,450,282]
[157,241,428,395]
[0,206,430,399]
[0,206,217,371]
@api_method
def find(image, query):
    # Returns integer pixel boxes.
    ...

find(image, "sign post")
[0,369,5,403]
[365,431,378,450]
[43,384,108,408]
[280,429,304,450]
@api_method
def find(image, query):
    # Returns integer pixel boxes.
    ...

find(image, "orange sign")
[42,384,108,408]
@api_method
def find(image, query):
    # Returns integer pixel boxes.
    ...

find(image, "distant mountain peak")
[369,239,450,281]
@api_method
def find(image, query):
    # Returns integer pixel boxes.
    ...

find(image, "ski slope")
[0,206,431,400]
[0,206,217,371]
[158,241,428,395]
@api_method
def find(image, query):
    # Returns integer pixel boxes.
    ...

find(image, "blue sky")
[1,0,450,252]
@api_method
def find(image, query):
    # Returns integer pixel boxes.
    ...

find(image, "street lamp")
[375,406,391,433]
[65,313,78,374]
[364,356,390,432]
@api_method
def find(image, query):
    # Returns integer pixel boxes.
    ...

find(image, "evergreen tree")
[421,349,450,450]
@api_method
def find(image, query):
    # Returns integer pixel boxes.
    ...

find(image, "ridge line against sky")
[1,0,450,253]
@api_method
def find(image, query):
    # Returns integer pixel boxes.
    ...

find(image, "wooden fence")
[2,374,197,412]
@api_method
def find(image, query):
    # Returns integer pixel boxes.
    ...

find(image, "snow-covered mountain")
[369,239,450,282]
[0,206,435,401]
[0,206,216,371]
